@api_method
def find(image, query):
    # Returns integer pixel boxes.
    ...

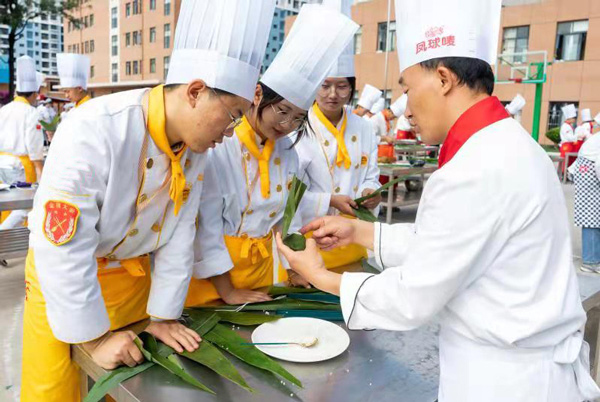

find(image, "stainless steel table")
[394,145,439,160]
[0,188,36,212]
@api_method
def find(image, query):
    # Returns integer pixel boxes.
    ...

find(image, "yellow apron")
[185,233,288,307]
[0,152,37,224]
[307,215,367,269]
[21,250,151,402]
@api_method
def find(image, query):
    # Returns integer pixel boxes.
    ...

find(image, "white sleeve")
[149,167,203,320]
[29,118,109,344]
[560,124,577,143]
[340,170,502,331]
[25,109,44,161]
[372,222,416,268]
[358,129,381,195]
[192,157,233,279]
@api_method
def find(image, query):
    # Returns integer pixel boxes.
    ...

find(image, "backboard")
[494,50,548,85]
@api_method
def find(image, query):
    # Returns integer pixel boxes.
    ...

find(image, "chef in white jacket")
[21,1,275,401]
[560,103,580,157]
[577,108,595,140]
[294,0,380,270]
[186,2,358,306]
[0,56,44,230]
[354,84,382,118]
[57,53,91,108]
[277,0,600,400]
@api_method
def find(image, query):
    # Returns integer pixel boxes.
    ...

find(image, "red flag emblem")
[43,200,80,246]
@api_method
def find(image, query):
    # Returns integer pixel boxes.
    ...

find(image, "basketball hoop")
[509,77,523,84]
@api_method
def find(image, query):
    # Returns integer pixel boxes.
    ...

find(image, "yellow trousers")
[185,233,288,307]
[21,251,151,402]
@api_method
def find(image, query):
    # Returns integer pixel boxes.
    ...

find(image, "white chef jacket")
[193,132,329,279]
[0,100,44,179]
[369,111,389,141]
[560,122,578,144]
[340,110,599,400]
[28,89,206,344]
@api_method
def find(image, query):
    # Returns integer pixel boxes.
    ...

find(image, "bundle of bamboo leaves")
[281,175,308,251]
[85,287,343,401]
[39,115,60,132]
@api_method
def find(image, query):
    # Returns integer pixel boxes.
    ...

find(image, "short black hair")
[16,91,35,98]
[419,57,495,96]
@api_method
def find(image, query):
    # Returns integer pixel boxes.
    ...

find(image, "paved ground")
[0,183,586,402]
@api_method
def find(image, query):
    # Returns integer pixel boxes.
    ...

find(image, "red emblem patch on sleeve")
[43,200,81,246]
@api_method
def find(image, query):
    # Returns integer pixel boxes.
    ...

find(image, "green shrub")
[545,127,561,144]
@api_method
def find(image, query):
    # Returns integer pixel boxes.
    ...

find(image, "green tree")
[0,0,80,99]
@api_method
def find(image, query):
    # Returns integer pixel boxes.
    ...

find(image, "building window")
[111,7,118,28]
[112,35,118,56]
[84,41,89,54]
[377,21,396,52]
[112,63,118,82]
[84,16,88,28]
[133,0,139,14]
[126,32,131,47]
[501,26,529,63]
[149,27,156,43]
[90,14,94,27]
[163,56,170,80]
[90,40,94,53]
[354,26,362,55]
[90,65,94,78]
[27,40,33,48]
[150,0,156,10]
[164,24,171,48]
[548,101,579,130]
[27,31,33,39]
[126,61,131,75]
[133,31,139,45]
[164,0,171,16]
[150,58,156,73]
[133,60,139,75]
[126,3,131,17]
[556,20,588,61]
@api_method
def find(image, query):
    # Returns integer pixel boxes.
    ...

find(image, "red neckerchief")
[438,96,509,168]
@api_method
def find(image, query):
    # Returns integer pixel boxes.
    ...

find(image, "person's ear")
[186,79,208,107]
[254,84,264,107]
[436,65,455,96]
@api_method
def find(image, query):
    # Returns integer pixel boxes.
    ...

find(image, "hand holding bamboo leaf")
[281,175,308,251]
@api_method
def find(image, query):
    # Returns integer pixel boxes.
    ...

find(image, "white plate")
[251,317,350,363]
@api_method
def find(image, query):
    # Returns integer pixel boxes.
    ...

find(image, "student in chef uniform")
[186,3,358,306]
[560,103,579,159]
[353,84,382,118]
[0,57,45,230]
[578,108,595,140]
[505,93,526,122]
[277,0,600,400]
[20,1,275,401]
[377,94,408,160]
[294,0,380,270]
[57,53,91,109]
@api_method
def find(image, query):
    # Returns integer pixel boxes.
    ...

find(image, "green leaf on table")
[286,292,341,304]
[352,205,377,222]
[182,340,253,393]
[138,332,215,394]
[274,309,344,321]
[199,298,341,312]
[216,311,282,326]
[267,286,321,296]
[203,323,302,387]
[83,361,155,402]
[283,233,306,251]
[281,175,308,251]
[183,310,221,336]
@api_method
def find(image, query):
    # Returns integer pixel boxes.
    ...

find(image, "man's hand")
[82,330,144,370]
[330,195,357,216]
[301,216,358,251]
[222,288,272,305]
[276,233,341,295]
[360,188,381,210]
[146,320,201,354]
[287,269,312,288]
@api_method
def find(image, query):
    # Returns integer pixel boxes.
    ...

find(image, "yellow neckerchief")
[14,96,31,105]
[75,94,91,107]
[147,85,188,216]
[312,103,351,169]
[236,116,275,199]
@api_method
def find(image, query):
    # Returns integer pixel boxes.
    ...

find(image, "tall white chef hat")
[322,0,355,78]
[595,113,600,126]
[394,0,502,73]
[357,84,382,110]
[36,72,46,91]
[390,94,408,117]
[166,0,276,102]
[370,97,385,114]
[580,108,592,122]
[505,94,526,116]
[562,104,577,120]
[57,54,90,89]
[261,4,358,110]
[16,56,38,93]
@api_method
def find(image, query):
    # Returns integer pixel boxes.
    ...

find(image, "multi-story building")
[0,15,64,77]
[63,0,180,97]
[336,0,600,144]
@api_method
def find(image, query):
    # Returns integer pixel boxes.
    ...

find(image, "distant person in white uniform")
[353,84,381,118]
[505,93,526,122]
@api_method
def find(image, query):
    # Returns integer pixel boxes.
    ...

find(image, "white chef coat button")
[151,223,161,232]
[138,193,147,203]
[351,135,357,142]
[247,209,254,215]
[146,158,154,169]
[269,211,277,218]
[324,140,330,146]
[335,186,340,193]
[128,228,139,237]
[276,184,282,193]
[107,254,117,260]
[274,158,281,166]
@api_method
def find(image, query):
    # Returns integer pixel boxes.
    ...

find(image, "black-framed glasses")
[211,88,243,130]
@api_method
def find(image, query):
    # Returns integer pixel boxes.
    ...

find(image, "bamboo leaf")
[198,299,341,312]
[274,310,345,321]
[83,361,155,402]
[352,205,378,222]
[281,176,308,238]
[354,172,423,205]
[183,310,221,336]
[203,323,302,387]
[216,311,282,326]
[182,340,253,393]
[267,286,321,296]
[283,233,306,251]
[286,292,341,304]
[138,332,215,394]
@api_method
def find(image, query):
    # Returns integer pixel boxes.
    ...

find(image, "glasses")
[270,104,306,130]
[211,88,243,130]
[318,83,352,98]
